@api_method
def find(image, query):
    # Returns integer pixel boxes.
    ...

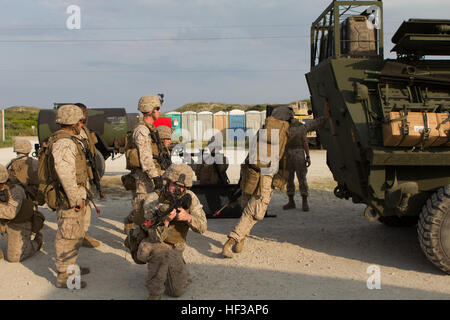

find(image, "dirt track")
[0,139,449,300]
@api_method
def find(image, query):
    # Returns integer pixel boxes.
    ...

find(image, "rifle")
[213,178,242,216]
[150,130,172,170]
[142,192,192,229]
[211,151,230,185]
[80,138,104,200]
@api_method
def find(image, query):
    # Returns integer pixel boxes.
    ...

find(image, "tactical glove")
[152,176,164,190]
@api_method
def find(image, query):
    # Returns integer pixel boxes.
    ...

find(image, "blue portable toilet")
[228,109,246,142]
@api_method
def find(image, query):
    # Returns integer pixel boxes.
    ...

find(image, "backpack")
[37,131,86,210]
[252,116,290,170]
[7,156,44,206]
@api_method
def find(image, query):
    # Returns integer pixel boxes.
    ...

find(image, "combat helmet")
[138,95,162,114]
[0,164,8,183]
[156,125,172,140]
[162,163,193,188]
[56,104,84,125]
[13,139,32,154]
[272,106,294,122]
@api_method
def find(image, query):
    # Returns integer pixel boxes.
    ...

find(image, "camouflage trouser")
[286,148,308,197]
[137,239,191,298]
[83,202,93,234]
[55,206,86,273]
[229,175,274,242]
[125,192,148,227]
[1,221,40,262]
[125,170,155,226]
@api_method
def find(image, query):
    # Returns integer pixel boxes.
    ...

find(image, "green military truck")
[306,0,450,273]
[37,104,130,176]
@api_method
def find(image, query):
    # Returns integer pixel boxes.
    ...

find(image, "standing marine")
[74,103,101,248]
[123,94,164,234]
[283,106,329,211]
[44,104,92,288]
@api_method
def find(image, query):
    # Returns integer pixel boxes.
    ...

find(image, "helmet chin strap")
[72,124,81,135]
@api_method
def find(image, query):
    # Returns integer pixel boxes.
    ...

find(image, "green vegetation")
[0,106,39,148]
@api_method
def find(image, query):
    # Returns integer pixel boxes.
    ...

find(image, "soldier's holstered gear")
[124,227,147,264]
[234,237,245,253]
[0,189,9,203]
[222,237,236,258]
[121,173,136,191]
[302,196,309,212]
[283,195,296,210]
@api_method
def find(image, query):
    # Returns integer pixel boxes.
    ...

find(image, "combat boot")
[80,266,90,275]
[234,237,245,253]
[283,195,296,210]
[302,196,309,212]
[222,237,236,258]
[82,233,101,248]
[56,272,87,289]
[34,232,43,251]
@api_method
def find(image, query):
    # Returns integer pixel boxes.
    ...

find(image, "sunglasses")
[154,107,160,111]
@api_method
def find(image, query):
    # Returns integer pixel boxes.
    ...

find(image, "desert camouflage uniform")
[137,189,207,299]
[0,184,41,262]
[127,123,161,226]
[6,156,38,184]
[286,117,327,198]
[52,136,88,274]
[223,106,294,257]
[228,174,273,242]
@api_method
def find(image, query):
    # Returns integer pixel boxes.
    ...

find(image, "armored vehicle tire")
[378,216,418,227]
[417,185,450,274]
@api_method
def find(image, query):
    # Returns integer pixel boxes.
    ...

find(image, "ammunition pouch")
[40,181,68,211]
[125,148,141,170]
[124,227,147,265]
[272,151,289,191]
[240,164,261,195]
[31,211,45,233]
[272,168,289,191]
[121,173,136,191]
[0,189,9,203]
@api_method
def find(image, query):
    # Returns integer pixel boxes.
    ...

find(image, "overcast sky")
[1,0,449,112]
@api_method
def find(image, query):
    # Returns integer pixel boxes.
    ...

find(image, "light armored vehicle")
[306,0,450,273]
[37,104,130,177]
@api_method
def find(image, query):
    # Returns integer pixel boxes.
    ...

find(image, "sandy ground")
[0,137,449,300]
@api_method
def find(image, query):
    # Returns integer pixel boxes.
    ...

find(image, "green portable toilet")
[166,111,182,141]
